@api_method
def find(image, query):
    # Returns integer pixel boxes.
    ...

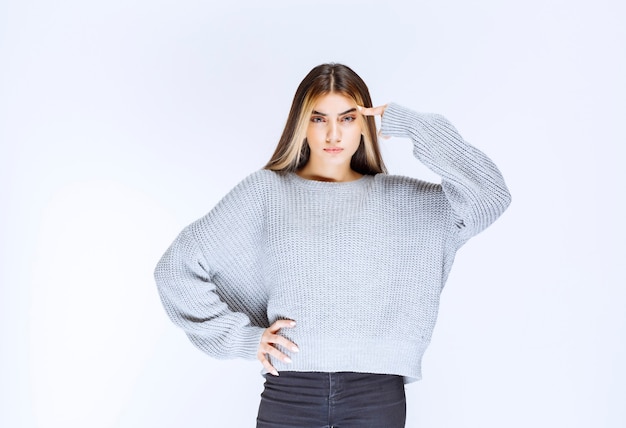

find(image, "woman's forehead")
[311,93,356,114]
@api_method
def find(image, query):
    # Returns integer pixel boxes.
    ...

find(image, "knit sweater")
[154,103,511,382]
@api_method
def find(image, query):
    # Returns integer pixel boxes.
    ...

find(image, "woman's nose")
[326,122,342,143]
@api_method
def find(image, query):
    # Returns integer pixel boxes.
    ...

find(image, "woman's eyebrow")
[340,108,357,115]
[311,108,357,116]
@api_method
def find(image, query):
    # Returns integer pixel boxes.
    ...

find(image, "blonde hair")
[264,63,386,175]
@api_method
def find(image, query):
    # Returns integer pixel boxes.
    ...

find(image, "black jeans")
[256,372,406,428]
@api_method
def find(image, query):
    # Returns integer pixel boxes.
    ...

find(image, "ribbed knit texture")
[155,103,511,383]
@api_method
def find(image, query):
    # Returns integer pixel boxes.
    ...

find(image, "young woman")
[155,63,511,427]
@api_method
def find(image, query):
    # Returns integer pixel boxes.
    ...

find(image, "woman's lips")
[323,147,343,153]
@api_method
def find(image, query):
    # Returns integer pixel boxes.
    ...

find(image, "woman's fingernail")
[292,346,299,352]
[272,370,279,376]
[289,321,296,327]
[284,357,292,363]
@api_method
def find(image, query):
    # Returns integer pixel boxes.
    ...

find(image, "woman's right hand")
[257,319,299,376]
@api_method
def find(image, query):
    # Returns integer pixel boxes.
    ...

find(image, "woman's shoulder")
[232,169,286,193]
[189,170,284,234]
[213,169,294,208]
[373,173,442,195]
[372,173,451,214]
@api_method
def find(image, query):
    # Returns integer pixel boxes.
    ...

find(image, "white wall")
[1,0,624,427]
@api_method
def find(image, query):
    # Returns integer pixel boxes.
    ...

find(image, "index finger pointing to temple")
[358,105,387,117]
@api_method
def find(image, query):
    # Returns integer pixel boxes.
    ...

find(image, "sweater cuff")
[380,102,422,139]
[235,326,266,360]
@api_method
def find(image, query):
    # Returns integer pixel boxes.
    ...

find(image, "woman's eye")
[342,115,356,123]
[311,116,325,123]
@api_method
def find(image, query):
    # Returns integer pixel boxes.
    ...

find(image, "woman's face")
[305,92,363,169]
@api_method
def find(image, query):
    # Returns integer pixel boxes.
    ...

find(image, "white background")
[1,0,625,427]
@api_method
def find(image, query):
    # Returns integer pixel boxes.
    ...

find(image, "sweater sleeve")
[154,173,269,360]
[380,103,511,242]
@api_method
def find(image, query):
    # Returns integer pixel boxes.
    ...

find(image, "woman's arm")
[365,103,511,242]
[155,226,266,359]
[154,171,298,370]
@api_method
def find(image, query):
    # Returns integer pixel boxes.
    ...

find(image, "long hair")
[264,63,387,175]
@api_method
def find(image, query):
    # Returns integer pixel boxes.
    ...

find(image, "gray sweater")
[155,103,511,382]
